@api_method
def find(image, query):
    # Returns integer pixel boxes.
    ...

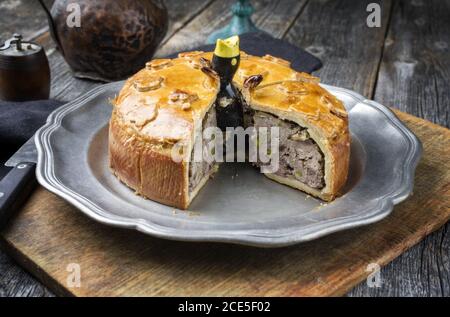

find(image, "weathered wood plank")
[161,0,216,45]
[284,0,393,98]
[349,0,450,297]
[0,0,53,42]
[0,251,53,297]
[373,0,450,127]
[155,0,308,57]
[349,224,450,296]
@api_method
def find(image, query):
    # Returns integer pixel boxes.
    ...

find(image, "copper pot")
[38,0,168,82]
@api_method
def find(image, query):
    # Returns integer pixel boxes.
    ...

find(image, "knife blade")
[0,136,38,228]
[5,136,37,166]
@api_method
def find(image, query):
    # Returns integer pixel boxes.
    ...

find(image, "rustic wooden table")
[0,0,448,297]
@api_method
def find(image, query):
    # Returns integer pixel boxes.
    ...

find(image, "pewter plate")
[35,82,422,247]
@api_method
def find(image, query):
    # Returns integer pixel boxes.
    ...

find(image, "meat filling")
[244,105,325,189]
[188,107,217,194]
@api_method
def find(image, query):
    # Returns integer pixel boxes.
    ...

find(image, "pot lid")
[0,34,42,57]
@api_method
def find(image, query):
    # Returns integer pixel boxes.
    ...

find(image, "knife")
[0,136,38,228]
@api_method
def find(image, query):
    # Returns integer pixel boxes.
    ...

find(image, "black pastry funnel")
[211,35,243,130]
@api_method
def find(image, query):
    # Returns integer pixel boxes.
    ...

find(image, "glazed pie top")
[113,51,348,147]
[113,51,220,146]
[233,53,348,143]
[110,50,350,205]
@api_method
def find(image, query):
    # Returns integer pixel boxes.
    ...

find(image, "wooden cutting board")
[0,109,448,297]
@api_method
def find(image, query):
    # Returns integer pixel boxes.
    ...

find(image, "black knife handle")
[0,162,37,229]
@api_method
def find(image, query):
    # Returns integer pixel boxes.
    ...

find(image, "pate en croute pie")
[109,39,350,209]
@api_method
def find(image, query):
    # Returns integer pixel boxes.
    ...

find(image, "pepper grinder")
[0,34,50,101]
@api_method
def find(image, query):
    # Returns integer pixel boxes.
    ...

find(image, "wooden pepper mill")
[0,34,50,101]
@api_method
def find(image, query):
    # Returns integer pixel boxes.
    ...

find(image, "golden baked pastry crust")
[233,53,350,201]
[109,52,220,209]
[110,51,350,208]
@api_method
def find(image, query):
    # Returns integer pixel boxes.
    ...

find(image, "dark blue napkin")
[0,99,62,178]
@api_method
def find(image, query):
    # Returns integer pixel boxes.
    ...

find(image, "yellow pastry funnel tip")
[214,35,240,58]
